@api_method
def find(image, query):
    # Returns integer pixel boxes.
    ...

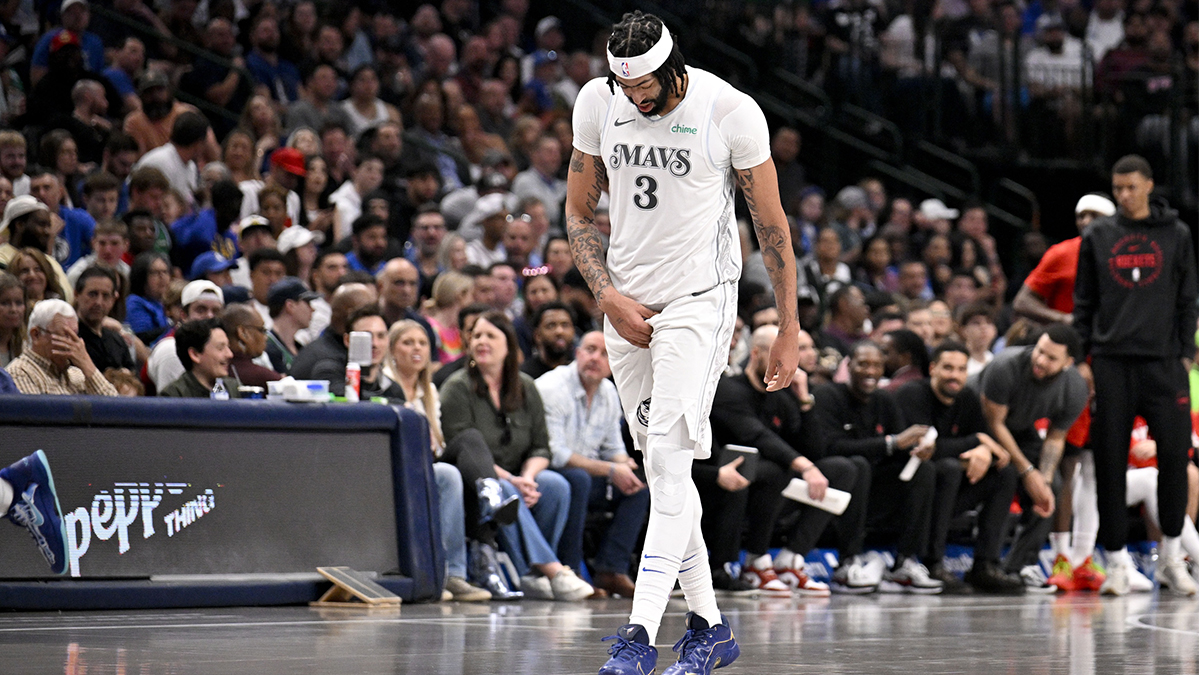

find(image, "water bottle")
[210,379,230,401]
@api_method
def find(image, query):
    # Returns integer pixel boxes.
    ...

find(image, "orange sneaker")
[1046,554,1076,592]
[1072,556,1107,591]
[776,566,831,597]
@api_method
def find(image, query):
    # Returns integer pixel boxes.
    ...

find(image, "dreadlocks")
[605,11,687,97]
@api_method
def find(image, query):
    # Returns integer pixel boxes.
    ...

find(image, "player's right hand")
[601,291,658,349]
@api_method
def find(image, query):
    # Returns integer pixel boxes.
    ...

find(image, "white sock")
[774,548,797,570]
[749,553,772,571]
[1049,532,1072,559]
[0,477,11,514]
[1071,533,1097,566]
[1162,535,1182,561]
[1106,547,1132,567]
[1182,517,1199,562]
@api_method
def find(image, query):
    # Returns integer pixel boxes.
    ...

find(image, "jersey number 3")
[633,175,658,210]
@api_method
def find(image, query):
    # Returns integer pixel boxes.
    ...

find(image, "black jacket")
[893,379,987,461]
[707,373,825,476]
[1073,197,1198,358]
[812,382,907,463]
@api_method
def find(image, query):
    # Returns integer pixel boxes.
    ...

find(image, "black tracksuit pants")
[1091,356,1192,550]
[925,458,1019,566]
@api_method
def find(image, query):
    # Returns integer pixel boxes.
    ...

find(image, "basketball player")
[565,12,801,675]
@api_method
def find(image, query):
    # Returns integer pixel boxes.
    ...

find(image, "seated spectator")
[171,179,244,275]
[463,194,510,267]
[246,14,300,105]
[329,155,384,241]
[277,224,317,285]
[514,271,560,355]
[854,236,900,294]
[264,277,316,373]
[145,280,225,392]
[286,63,350,134]
[402,92,469,192]
[80,172,122,230]
[423,271,473,365]
[8,299,117,395]
[488,262,522,320]
[289,282,376,380]
[905,301,936,347]
[103,38,145,123]
[511,136,566,231]
[247,249,289,330]
[239,148,305,225]
[227,216,274,290]
[521,301,576,379]
[74,266,134,374]
[377,258,436,347]
[432,303,491,388]
[312,305,401,398]
[56,81,113,168]
[180,19,252,139]
[159,318,237,398]
[708,325,847,597]
[958,303,998,376]
[378,316,491,601]
[339,65,401,140]
[67,220,129,289]
[188,252,236,288]
[0,272,25,366]
[222,304,283,389]
[535,331,649,598]
[817,285,869,357]
[976,326,1087,587]
[439,311,594,600]
[880,328,929,392]
[0,131,29,197]
[125,251,171,338]
[345,215,390,276]
[38,129,86,207]
[27,168,94,270]
[132,112,212,213]
[8,247,68,306]
[126,168,174,257]
[799,226,851,312]
[894,342,1023,593]
[813,341,939,594]
[294,249,346,345]
[30,0,106,85]
[929,300,956,344]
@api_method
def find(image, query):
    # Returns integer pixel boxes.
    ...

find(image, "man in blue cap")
[189,251,237,286]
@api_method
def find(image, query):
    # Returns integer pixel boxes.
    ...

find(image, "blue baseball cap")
[268,277,320,308]
[189,251,237,281]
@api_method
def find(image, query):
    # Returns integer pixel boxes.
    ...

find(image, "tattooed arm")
[736,159,800,391]
[565,148,657,348]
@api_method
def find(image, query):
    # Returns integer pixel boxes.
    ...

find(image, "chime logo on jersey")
[608,144,692,177]
[1107,233,1163,288]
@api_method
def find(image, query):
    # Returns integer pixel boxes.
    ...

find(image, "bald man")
[376,257,439,350]
[289,282,377,380]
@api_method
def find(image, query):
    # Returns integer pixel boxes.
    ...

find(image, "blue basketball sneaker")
[599,623,658,675]
[1,450,69,575]
[661,612,739,675]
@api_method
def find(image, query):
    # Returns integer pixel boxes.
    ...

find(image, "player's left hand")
[764,324,801,391]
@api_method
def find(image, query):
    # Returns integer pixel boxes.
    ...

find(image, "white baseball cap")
[181,280,225,308]
[919,198,960,221]
[61,0,87,12]
[0,195,48,235]
[277,225,316,255]
[1074,193,1116,216]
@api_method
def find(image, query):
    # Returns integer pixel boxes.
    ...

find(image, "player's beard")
[635,82,671,117]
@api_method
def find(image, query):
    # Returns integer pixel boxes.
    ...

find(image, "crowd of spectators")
[0,0,1194,601]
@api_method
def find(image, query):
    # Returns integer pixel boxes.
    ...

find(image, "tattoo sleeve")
[565,149,613,302]
[1039,434,1066,477]
[736,166,798,327]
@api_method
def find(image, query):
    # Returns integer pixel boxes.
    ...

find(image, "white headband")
[607,22,673,79]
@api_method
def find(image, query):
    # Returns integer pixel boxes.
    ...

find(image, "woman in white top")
[340,66,400,139]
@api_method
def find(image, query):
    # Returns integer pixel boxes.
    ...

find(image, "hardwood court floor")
[1,591,1196,674]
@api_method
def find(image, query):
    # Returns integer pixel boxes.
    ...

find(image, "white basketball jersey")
[572,67,771,305]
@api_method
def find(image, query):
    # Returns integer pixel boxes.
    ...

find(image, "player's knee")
[646,443,692,518]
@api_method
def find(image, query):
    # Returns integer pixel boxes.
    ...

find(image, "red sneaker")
[776,566,831,597]
[740,566,794,597]
[1072,556,1107,591]
[1046,554,1075,592]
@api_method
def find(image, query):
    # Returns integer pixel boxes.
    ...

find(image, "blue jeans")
[495,470,571,577]
[553,467,593,570]
[588,475,650,574]
[433,462,468,579]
